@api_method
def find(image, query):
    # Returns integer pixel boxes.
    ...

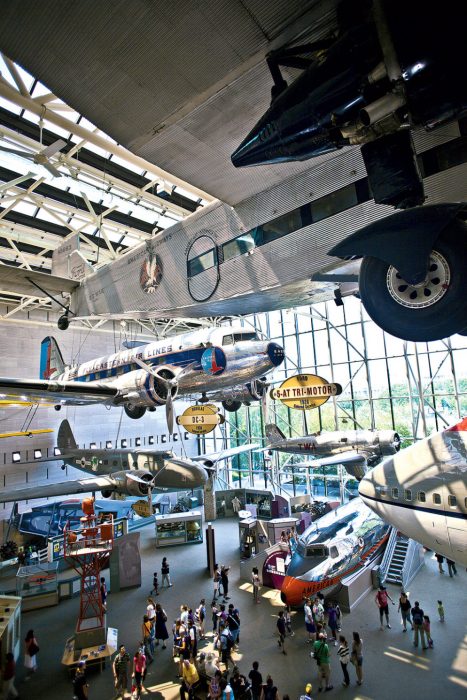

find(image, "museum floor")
[7,518,467,700]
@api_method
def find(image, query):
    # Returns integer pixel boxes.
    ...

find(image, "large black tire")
[124,404,147,419]
[358,227,467,342]
[222,399,242,413]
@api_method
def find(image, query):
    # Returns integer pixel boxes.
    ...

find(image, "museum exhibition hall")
[0,2,465,700]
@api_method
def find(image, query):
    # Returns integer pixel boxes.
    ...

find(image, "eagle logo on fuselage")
[140,252,163,293]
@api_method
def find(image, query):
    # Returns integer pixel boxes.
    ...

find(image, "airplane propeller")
[133,358,197,433]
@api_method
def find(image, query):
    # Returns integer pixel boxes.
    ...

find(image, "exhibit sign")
[176,404,225,435]
[132,499,153,518]
[270,374,342,410]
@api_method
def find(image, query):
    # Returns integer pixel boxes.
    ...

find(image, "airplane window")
[418,491,426,502]
[233,332,258,342]
[432,493,441,505]
[122,461,128,468]
[405,489,412,501]
[103,459,108,465]
[306,545,328,558]
[112,460,118,467]
[223,335,234,345]
[448,495,457,507]
[392,488,399,499]
[380,487,388,497]
[329,546,339,559]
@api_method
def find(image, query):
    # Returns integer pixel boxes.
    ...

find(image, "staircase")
[386,537,409,584]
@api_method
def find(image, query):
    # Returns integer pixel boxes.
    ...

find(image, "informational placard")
[176,404,225,435]
[270,374,342,410]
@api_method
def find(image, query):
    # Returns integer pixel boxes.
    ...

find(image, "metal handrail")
[379,527,398,579]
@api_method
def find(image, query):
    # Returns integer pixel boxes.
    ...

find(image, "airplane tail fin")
[265,423,286,443]
[58,420,77,451]
[40,336,66,379]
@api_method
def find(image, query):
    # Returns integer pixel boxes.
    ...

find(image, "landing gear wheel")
[124,405,147,420]
[57,314,70,330]
[222,399,242,413]
[358,228,467,342]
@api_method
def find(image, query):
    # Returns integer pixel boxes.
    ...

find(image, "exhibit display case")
[155,511,203,547]
[16,562,59,610]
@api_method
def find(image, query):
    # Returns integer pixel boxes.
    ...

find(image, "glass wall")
[199,297,467,498]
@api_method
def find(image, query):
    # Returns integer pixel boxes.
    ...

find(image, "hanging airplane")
[0,325,284,432]
[359,416,467,567]
[1,2,467,343]
[280,498,390,606]
[263,423,401,479]
[0,419,259,504]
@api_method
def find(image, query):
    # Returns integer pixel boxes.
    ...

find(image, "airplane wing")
[0,378,118,406]
[0,265,78,299]
[287,451,368,479]
[0,475,120,503]
[193,443,260,465]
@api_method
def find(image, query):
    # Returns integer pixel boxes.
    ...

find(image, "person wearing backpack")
[312,634,333,692]
[72,660,88,700]
[227,606,241,647]
[411,601,428,649]
[220,625,234,671]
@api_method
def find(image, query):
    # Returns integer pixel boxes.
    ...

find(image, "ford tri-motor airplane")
[0,419,253,504]
[280,498,390,606]
[359,417,467,567]
[0,325,284,431]
[264,423,401,480]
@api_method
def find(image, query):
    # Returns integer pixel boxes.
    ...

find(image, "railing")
[379,527,398,582]
[401,538,424,589]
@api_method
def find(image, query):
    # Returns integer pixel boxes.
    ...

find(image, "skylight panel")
[110,154,142,173]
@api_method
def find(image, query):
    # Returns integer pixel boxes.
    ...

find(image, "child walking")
[423,616,433,648]
[150,572,159,596]
[437,600,445,622]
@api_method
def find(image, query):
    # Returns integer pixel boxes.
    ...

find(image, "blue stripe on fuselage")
[71,347,206,382]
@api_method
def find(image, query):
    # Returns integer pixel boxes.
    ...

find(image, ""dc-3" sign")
[270,374,342,410]
[176,404,225,435]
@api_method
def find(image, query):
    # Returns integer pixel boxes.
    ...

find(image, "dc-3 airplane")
[359,417,467,567]
[280,498,390,606]
[264,423,401,480]
[0,420,258,504]
[0,325,284,432]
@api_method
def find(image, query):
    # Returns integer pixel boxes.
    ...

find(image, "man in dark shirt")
[113,644,131,698]
[3,652,18,699]
[276,611,287,655]
[248,661,263,700]
[73,660,88,700]
[221,565,230,601]
[411,601,427,649]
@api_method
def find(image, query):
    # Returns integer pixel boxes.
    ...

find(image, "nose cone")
[358,463,382,507]
[231,120,284,168]
[267,342,285,367]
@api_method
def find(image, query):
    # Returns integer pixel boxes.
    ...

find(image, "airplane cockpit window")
[392,488,399,499]
[306,545,328,559]
[418,491,426,503]
[405,489,412,501]
[223,332,259,345]
[222,335,234,345]
[433,493,441,505]
[448,495,457,507]
[329,546,339,559]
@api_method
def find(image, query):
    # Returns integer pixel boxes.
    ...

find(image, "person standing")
[435,553,445,573]
[154,603,169,649]
[24,629,39,678]
[437,600,445,623]
[227,606,241,648]
[398,591,413,632]
[213,564,221,600]
[2,652,18,699]
[375,586,395,630]
[327,602,338,645]
[150,571,159,596]
[196,599,206,638]
[113,644,131,699]
[304,598,316,643]
[231,495,241,513]
[72,660,88,700]
[180,658,200,700]
[161,557,172,587]
[312,597,325,627]
[221,565,230,601]
[446,558,457,577]
[100,577,108,612]
[312,633,333,692]
[252,567,261,603]
[423,616,433,648]
[277,611,287,655]
[132,648,146,699]
[351,632,363,686]
[337,635,350,688]
[260,676,279,700]
[248,661,263,700]
[284,605,294,636]
[411,601,428,649]
[141,615,154,662]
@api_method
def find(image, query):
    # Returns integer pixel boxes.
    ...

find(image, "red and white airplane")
[359,417,467,566]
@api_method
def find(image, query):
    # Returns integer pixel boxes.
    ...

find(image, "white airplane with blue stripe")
[0,325,284,430]
[359,417,467,566]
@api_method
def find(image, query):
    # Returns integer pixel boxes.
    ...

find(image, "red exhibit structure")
[64,497,113,638]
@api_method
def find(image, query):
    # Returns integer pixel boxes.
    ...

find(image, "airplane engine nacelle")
[101,470,153,498]
[378,431,401,455]
[215,377,268,405]
[115,368,179,409]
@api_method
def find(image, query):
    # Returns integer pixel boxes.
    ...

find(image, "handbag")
[28,641,40,656]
